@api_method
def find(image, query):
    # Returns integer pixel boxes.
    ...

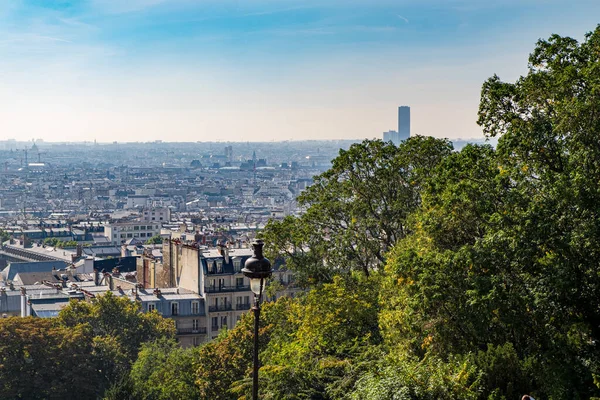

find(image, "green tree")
[379,25,600,398]
[0,318,98,400]
[129,338,200,400]
[258,275,381,399]
[42,237,78,248]
[145,235,163,245]
[261,137,452,285]
[0,229,10,243]
[57,292,176,391]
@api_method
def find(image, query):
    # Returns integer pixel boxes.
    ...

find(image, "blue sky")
[1,0,599,142]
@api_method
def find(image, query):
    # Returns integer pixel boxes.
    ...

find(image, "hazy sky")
[1,0,599,143]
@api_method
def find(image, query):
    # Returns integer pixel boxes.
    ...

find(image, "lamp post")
[242,239,272,400]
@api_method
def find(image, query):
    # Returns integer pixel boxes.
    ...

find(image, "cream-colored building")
[104,222,161,245]
[137,239,299,345]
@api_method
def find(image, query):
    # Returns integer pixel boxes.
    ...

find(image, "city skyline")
[1,1,599,143]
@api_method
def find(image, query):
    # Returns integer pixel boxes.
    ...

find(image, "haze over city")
[1,0,599,142]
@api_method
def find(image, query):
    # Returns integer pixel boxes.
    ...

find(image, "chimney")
[93,268,99,286]
[23,234,32,249]
[20,287,27,317]
[76,244,82,257]
[0,287,7,313]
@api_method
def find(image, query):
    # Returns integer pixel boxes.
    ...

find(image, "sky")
[0,0,599,143]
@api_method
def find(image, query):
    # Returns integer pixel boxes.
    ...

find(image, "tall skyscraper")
[398,106,410,141]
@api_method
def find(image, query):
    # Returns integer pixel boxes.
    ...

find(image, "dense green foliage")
[0,229,11,243]
[42,237,79,248]
[145,234,163,244]
[0,292,175,400]
[261,136,453,284]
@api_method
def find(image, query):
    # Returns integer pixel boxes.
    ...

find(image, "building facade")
[398,106,411,142]
[104,222,161,245]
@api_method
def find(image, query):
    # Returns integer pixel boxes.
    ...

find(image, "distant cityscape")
[0,107,493,345]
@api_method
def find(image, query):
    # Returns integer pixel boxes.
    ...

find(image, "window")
[236,297,242,307]
[171,302,179,316]
[134,226,139,231]
[216,260,223,273]
[236,277,244,287]
[212,317,218,330]
[193,337,200,346]
[152,217,155,220]
[244,296,250,305]
[218,278,225,289]
[233,258,242,272]
[113,234,117,239]
[192,319,199,330]
[207,260,215,274]
[192,301,199,314]
[221,316,227,328]
[147,303,155,312]
[120,234,125,238]
[127,233,132,238]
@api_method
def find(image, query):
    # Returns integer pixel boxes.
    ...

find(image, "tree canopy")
[261,136,453,284]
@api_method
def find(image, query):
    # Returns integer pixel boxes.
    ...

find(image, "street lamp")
[242,239,272,400]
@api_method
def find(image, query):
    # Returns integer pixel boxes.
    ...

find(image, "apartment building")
[104,222,161,245]
[138,239,299,342]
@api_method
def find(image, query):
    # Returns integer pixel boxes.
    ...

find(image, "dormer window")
[233,258,242,272]
[216,259,223,273]
[207,260,215,273]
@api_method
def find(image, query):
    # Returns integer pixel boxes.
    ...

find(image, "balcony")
[205,285,250,293]
[209,304,233,312]
[177,327,207,335]
[211,325,219,332]
[236,303,251,311]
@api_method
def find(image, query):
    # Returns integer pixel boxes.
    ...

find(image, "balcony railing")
[209,304,233,312]
[177,327,207,335]
[211,325,219,331]
[236,303,251,311]
[205,285,250,293]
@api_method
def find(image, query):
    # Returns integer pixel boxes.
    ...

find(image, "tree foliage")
[261,136,453,284]
[145,235,163,245]
[43,237,79,248]
[57,291,175,366]
[253,25,600,399]
[0,293,176,400]
[129,338,199,400]
[0,318,97,400]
